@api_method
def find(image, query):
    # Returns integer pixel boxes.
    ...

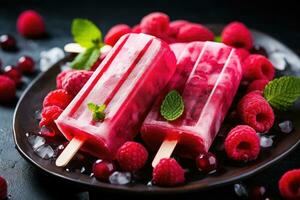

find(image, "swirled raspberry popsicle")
[141,41,242,165]
[55,33,176,166]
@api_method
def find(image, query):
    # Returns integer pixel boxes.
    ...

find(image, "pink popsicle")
[141,41,242,159]
[55,33,176,161]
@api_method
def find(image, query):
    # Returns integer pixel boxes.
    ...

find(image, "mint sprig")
[70,46,100,70]
[214,36,222,43]
[263,76,300,110]
[160,90,184,121]
[88,103,106,121]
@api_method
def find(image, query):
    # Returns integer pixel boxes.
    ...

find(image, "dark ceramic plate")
[13,25,300,194]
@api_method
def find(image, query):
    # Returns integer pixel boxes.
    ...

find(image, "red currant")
[3,65,22,85]
[0,34,17,51]
[93,159,115,182]
[195,152,217,174]
[17,56,35,74]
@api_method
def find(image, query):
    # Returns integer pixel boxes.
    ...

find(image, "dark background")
[1,0,300,199]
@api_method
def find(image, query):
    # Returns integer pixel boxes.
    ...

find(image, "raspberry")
[221,22,253,50]
[56,69,74,89]
[235,48,250,62]
[247,79,269,93]
[224,125,260,162]
[0,176,7,200]
[279,169,300,200]
[243,54,275,81]
[132,24,141,33]
[237,91,275,133]
[62,70,93,97]
[43,89,73,109]
[17,10,46,38]
[152,158,185,186]
[140,12,170,38]
[93,160,116,182]
[168,20,189,38]
[0,75,16,102]
[116,142,148,172]
[104,24,131,46]
[176,23,214,42]
[39,105,63,127]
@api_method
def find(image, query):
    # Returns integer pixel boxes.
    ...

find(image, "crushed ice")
[279,120,293,134]
[234,183,248,197]
[28,135,46,150]
[269,52,287,71]
[27,135,54,159]
[260,136,274,148]
[40,47,65,71]
[109,171,131,185]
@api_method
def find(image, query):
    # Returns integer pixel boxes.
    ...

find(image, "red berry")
[62,70,93,97]
[235,48,250,62]
[104,24,131,46]
[132,24,141,33]
[93,159,116,182]
[152,158,185,186]
[17,56,35,74]
[176,23,214,42]
[0,176,7,200]
[116,142,148,172]
[249,185,267,200]
[56,69,74,89]
[195,152,218,174]
[247,79,269,93]
[168,20,189,38]
[3,65,22,85]
[39,105,63,127]
[243,54,275,81]
[17,10,46,38]
[279,169,300,200]
[140,12,170,38]
[221,21,253,50]
[225,125,260,162]
[237,91,275,133]
[43,89,73,109]
[0,34,17,51]
[0,75,16,102]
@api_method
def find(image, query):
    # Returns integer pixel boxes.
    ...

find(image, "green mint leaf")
[70,46,100,70]
[160,90,184,121]
[87,103,106,121]
[72,19,102,48]
[263,76,300,110]
[214,36,222,43]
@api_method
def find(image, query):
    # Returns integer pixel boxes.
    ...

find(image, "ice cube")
[34,110,41,121]
[109,171,131,185]
[269,52,287,71]
[234,183,248,197]
[279,120,293,134]
[260,136,273,148]
[28,135,46,150]
[147,181,153,187]
[40,47,65,71]
[35,144,54,159]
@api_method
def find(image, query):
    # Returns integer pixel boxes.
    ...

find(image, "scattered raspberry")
[0,75,16,102]
[43,89,73,109]
[116,142,148,172]
[62,70,93,97]
[279,169,300,200]
[176,23,214,42]
[247,79,269,93]
[132,24,141,33]
[243,54,275,81]
[104,24,131,46]
[93,160,116,182]
[224,125,260,162]
[168,20,189,38]
[140,12,170,38]
[56,69,74,89]
[17,10,46,38]
[39,105,63,127]
[235,48,250,62]
[237,91,275,133]
[152,158,185,186]
[221,22,253,50]
[0,176,7,200]
[3,65,22,85]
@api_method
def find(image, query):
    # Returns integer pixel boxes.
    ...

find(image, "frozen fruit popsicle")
[55,33,176,166]
[141,41,242,166]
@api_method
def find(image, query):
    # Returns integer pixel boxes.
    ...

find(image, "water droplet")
[260,136,273,148]
[90,173,94,177]
[279,120,293,134]
[109,171,131,185]
[25,133,30,137]
[28,135,46,151]
[80,166,86,174]
[65,168,70,172]
[234,183,248,197]
[147,181,153,187]
[35,144,54,159]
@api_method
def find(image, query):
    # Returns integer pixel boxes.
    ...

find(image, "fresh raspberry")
[43,89,73,109]
[17,10,46,38]
[224,125,260,162]
[140,12,170,38]
[39,105,63,127]
[247,79,269,93]
[235,48,250,62]
[279,169,300,200]
[93,159,116,182]
[0,75,16,102]
[237,91,275,133]
[132,24,141,33]
[168,20,189,38]
[62,70,93,97]
[104,24,131,46]
[3,65,22,85]
[152,158,185,186]
[243,54,275,81]
[56,69,74,89]
[176,23,214,42]
[221,22,253,50]
[116,142,148,172]
[0,176,7,200]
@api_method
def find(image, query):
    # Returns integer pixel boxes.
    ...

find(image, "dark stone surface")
[1,0,300,199]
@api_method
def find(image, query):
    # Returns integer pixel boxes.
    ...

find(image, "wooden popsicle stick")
[55,136,85,167]
[64,43,85,53]
[152,136,179,167]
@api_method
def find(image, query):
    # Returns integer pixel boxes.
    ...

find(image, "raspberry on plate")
[43,89,73,109]
[235,48,250,62]
[104,24,131,46]
[0,75,16,102]
[279,169,300,200]
[237,91,275,133]
[152,158,185,186]
[140,12,170,38]
[176,23,214,42]
[168,20,189,38]
[221,21,253,50]
[132,24,141,33]
[56,69,74,89]
[225,125,260,162]
[116,142,148,172]
[243,54,275,81]
[247,79,269,93]
[17,10,46,38]
[39,105,63,127]
[0,176,7,200]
